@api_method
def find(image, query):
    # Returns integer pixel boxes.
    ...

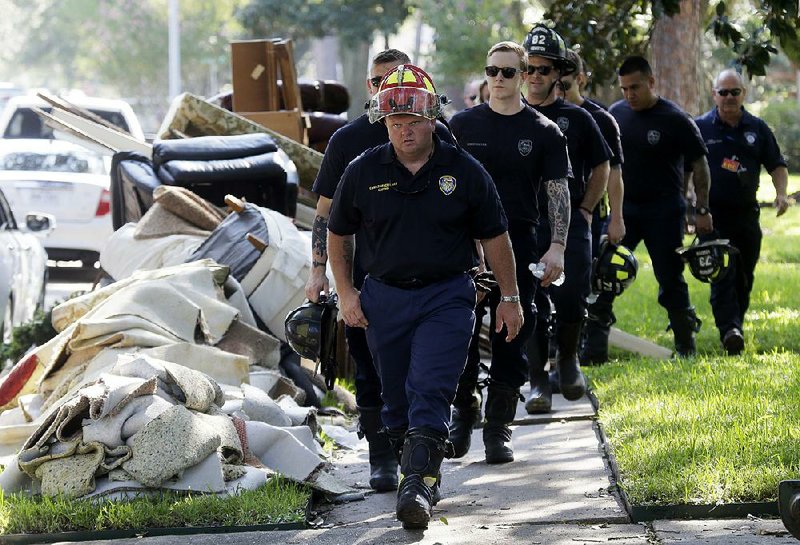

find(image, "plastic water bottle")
[529,262,565,287]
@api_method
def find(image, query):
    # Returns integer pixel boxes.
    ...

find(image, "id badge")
[721,155,740,173]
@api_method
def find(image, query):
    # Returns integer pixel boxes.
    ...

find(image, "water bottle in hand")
[529,262,565,286]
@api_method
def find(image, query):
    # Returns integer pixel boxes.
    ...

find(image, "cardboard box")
[230,40,279,112]
[239,110,306,144]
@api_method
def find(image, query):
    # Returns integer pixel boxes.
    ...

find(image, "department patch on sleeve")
[439,175,457,195]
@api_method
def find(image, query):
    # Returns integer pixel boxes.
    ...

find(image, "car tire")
[1,296,13,345]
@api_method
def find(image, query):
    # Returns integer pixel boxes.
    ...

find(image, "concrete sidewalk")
[71,386,795,545]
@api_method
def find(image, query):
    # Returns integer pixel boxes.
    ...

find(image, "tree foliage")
[413,0,527,87]
[2,0,245,128]
[708,0,798,75]
[546,0,798,87]
[235,0,411,46]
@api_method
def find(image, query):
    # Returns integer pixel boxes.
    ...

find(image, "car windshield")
[0,147,106,174]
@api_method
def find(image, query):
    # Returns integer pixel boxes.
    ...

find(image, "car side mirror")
[25,212,56,235]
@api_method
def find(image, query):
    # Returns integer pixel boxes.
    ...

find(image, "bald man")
[693,68,790,355]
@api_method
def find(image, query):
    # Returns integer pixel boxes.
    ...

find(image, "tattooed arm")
[328,232,368,328]
[304,196,333,302]
[539,177,570,287]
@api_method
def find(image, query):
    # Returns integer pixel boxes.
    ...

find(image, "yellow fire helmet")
[368,63,444,124]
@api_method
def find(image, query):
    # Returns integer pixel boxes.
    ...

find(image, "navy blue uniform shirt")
[312,113,454,199]
[534,98,612,203]
[581,98,623,168]
[328,135,508,281]
[448,103,571,226]
[694,107,787,210]
[610,97,707,202]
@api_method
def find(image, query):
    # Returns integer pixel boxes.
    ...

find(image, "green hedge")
[759,100,800,173]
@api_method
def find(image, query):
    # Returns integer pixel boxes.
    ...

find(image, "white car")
[0,94,145,141]
[0,187,50,343]
[0,139,113,267]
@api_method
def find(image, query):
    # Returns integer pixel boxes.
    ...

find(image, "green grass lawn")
[0,477,309,535]
[587,204,800,506]
[757,172,800,203]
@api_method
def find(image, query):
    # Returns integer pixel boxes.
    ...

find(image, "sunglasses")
[527,65,554,76]
[369,75,383,88]
[485,66,520,78]
[716,88,742,97]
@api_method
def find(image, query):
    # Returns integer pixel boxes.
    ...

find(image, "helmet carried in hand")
[522,24,577,76]
[368,64,445,124]
[591,237,638,295]
[285,294,339,389]
[676,237,737,284]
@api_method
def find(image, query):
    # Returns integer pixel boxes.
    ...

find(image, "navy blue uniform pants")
[345,325,382,408]
[536,206,593,325]
[360,274,476,435]
[348,266,383,409]
[594,195,691,314]
[707,205,761,338]
[485,224,539,389]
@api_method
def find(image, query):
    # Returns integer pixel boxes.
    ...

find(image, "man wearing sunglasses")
[693,68,789,355]
[447,40,572,464]
[522,25,612,415]
[328,63,521,529]
[586,55,712,360]
[306,49,454,495]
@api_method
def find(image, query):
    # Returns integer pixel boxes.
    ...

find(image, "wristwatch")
[500,295,521,303]
[696,206,710,216]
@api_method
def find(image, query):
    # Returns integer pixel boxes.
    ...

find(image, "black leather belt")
[374,274,462,290]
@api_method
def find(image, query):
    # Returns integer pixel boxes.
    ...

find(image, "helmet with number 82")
[523,24,577,76]
[368,64,444,124]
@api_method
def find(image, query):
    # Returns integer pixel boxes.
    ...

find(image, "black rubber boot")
[580,305,615,365]
[448,388,481,459]
[396,428,448,530]
[358,406,399,492]
[667,307,702,357]
[525,322,552,414]
[556,321,587,401]
[448,349,483,458]
[483,381,519,464]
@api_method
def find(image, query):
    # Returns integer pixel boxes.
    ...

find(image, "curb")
[0,521,307,545]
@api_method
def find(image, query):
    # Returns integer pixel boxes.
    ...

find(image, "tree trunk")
[650,0,702,115]
[341,40,371,122]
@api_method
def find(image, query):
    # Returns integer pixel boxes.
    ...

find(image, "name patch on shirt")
[439,175,457,195]
[369,182,398,192]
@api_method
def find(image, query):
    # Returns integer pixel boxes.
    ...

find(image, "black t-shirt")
[448,103,571,226]
[610,97,707,202]
[533,98,612,203]
[328,136,508,280]
[312,113,454,198]
[694,107,787,210]
[581,98,623,168]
